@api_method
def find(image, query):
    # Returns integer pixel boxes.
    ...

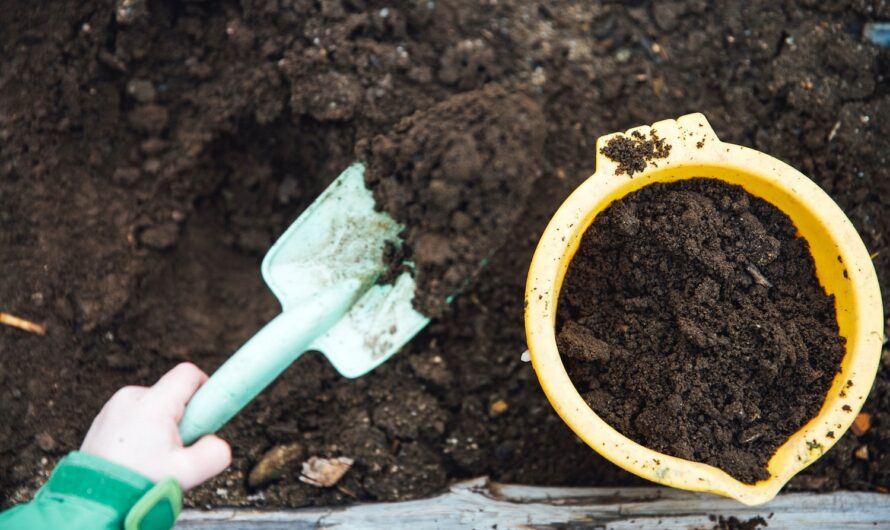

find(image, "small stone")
[854,445,869,460]
[35,432,56,452]
[615,48,632,63]
[299,456,353,487]
[489,399,509,416]
[851,412,871,436]
[139,222,180,249]
[126,79,157,103]
[247,442,305,488]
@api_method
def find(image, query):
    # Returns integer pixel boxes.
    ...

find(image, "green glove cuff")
[39,451,181,530]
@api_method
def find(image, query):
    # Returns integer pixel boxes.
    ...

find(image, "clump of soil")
[557,179,846,483]
[600,130,671,176]
[709,514,769,530]
[361,85,545,317]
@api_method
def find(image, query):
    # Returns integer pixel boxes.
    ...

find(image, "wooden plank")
[176,477,890,529]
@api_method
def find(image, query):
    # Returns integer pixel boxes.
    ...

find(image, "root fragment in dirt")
[744,263,773,288]
[300,456,354,487]
[0,312,46,335]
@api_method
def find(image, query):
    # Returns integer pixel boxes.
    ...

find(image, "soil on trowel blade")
[361,85,545,318]
[557,179,846,483]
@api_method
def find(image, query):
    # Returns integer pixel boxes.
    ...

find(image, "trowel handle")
[178,286,357,445]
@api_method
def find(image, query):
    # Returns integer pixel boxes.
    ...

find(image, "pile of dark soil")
[362,85,545,317]
[2,0,888,510]
[557,179,846,483]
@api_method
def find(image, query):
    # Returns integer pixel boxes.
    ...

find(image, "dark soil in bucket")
[557,178,846,483]
[2,0,889,510]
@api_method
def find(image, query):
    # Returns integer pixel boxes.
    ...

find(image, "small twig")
[744,263,773,288]
[336,484,358,499]
[827,121,841,142]
[0,312,47,335]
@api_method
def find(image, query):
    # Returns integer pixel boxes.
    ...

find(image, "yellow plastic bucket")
[525,113,883,505]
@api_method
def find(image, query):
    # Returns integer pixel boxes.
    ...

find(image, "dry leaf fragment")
[851,412,871,437]
[248,442,305,488]
[300,456,354,487]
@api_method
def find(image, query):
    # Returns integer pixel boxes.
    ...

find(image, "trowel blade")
[259,162,429,377]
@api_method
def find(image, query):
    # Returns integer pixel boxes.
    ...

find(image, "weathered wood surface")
[176,477,890,529]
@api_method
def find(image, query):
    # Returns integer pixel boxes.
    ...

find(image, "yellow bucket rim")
[524,113,884,505]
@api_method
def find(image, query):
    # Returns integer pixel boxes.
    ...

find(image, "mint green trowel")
[178,163,430,445]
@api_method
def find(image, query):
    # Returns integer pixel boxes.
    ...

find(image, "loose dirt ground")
[2,0,888,508]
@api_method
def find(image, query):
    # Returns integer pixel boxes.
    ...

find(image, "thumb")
[173,435,232,490]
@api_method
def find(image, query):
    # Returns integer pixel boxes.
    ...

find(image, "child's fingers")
[147,362,209,417]
[173,434,232,490]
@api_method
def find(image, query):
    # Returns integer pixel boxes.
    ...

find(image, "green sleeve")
[0,451,182,530]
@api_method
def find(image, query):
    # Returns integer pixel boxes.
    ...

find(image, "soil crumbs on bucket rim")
[557,178,845,483]
[600,130,672,177]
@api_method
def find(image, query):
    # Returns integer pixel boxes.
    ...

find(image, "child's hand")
[80,363,231,490]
